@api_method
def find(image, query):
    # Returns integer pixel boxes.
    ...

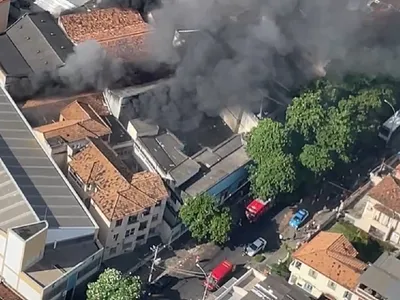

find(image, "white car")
[245,238,267,257]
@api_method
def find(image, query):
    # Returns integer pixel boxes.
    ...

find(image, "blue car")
[289,209,309,229]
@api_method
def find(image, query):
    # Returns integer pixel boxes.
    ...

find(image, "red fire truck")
[245,198,274,223]
[204,260,235,291]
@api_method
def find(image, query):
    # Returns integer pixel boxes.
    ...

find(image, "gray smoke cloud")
[11,0,400,130]
[129,0,400,130]
[9,40,171,101]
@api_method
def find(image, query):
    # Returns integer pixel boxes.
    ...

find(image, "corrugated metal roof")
[0,87,94,228]
[0,159,38,231]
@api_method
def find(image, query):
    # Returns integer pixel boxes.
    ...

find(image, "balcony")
[356,284,388,300]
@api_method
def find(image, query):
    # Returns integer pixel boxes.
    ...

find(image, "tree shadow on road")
[226,216,281,252]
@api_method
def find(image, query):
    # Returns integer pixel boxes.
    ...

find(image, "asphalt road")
[155,188,343,300]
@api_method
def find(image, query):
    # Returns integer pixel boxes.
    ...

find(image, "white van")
[379,111,400,142]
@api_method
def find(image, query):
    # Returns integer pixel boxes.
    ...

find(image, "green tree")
[179,194,232,244]
[86,268,142,300]
[299,144,334,174]
[246,119,297,199]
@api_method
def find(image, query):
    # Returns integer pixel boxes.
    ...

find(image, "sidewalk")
[152,242,221,281]
[248,208,337,273]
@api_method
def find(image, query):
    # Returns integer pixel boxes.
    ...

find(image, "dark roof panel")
[0,12,73,76]
[0,35,32,75]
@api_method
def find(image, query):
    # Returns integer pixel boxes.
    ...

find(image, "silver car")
[245,237,267,257]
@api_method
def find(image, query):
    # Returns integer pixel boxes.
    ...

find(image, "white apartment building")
[67,137,168,260]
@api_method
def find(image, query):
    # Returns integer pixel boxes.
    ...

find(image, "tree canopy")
[246,75,397,199]
[246,119,297,199]
[286,80,395,174]
[86,268,142,300]
[179,193,232,244]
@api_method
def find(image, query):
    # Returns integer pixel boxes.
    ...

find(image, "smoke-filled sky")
[11,0,400,129]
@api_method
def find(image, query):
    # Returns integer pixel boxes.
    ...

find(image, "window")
[137,234,145,241]
[128,215,137,225]
[115,219,122,227]
[155,201,162,207]
[373,211,380,221]
[379,213,389,226]
[343,291,353,300]
[139,221,148,231]
[113,234,119,241]
[130,228,135,235]
[294,261,302,269]
[303,283,313,292]
[142,208,150,217]
[149,227,156,234]
[123,242,133,250]
[152,214,159,222]
[327,280,337,290]
[125,230,130,238]
[110,247,117,255]
[308,268,317,279]
[125,229,135,237]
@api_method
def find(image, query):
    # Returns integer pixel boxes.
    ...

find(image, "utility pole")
[148,245,161,283]
[195,256,209,300]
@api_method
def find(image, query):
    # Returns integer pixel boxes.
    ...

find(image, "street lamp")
[384,99,396,115]
[195,256,210,300]
[148,245,162,283]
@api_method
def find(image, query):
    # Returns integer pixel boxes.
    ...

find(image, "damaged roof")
[0,12,73,76]
[21,93,109,127]
[59,7,153,60]
[69,137,168,220]
[33,100,111,143]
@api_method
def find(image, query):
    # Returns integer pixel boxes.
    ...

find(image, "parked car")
[245,237,267,257]
[289,209,309,229]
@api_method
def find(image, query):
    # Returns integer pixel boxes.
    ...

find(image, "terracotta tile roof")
[69,137,168,220]
[59,8,152,60]
[21,93,109,117]
[292,231,367,290]
[369,175,400,214]
[34,101,111,143]
[0,283,23,300]
[60,100,106,126]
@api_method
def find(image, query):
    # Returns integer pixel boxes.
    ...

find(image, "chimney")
[0,0,10,33]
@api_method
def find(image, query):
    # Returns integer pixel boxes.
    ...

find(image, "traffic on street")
[137,180,348,300]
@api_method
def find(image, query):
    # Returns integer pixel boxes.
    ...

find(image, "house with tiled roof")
[58,7,153,61]
[289,231,367,300]
[346,170,400,248]
[67,137,169,260]
[32,100,112,172]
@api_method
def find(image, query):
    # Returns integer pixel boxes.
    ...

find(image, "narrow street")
[138,187,343,300]
[135,145,389,300]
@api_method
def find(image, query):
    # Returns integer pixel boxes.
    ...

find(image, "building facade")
[67,137,168,260]
[289,232,367,300]
[346,173,400,248]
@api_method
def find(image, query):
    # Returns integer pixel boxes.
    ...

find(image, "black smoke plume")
[10,0,400,129]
